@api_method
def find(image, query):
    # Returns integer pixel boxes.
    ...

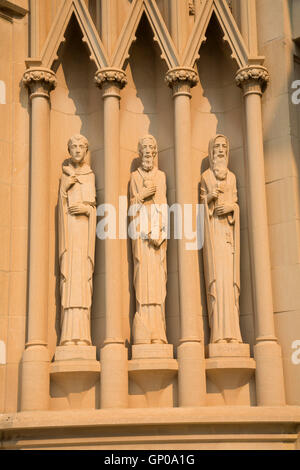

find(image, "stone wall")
[0,1,300,443]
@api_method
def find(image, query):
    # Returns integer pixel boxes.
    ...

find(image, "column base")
[177,341,206,407]
[129,344,178,408]
[254,340,286,406]
[21,345,50,411]
[100,342,128,409]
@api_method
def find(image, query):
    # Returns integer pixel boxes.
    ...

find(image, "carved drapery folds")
[58,135,97,347]
[129,135,168,346]
[200,134,242,346]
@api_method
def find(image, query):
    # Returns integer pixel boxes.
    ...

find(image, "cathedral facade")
[1,0,300,449]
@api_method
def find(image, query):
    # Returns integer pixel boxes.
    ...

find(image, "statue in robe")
[58,134,96,346]
[129,135,168,345]
[200,134,243,344]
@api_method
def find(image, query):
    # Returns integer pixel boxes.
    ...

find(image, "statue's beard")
[142,161,154,172]
[213,159,228,180]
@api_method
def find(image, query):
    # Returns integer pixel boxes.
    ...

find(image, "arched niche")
[47,14,104,361]
[119,13,180,361]
[192,13,255,361]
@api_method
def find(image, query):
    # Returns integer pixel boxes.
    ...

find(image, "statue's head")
[68,134,89,166]
[208,134,229,180]
[138,134,158,172]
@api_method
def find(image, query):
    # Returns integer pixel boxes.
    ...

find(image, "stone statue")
[129,135,168,345]
[200,134,243,344]
[58,134,96,346]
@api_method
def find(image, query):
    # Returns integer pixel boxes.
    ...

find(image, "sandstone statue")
[58,134,96,346]
[200,134,243,344]
[129,135,168,345]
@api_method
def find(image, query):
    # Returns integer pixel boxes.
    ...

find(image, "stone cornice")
[235,65,270,92]
[165,67,199,89]
[94,68,127,89]
[22,67,57,98]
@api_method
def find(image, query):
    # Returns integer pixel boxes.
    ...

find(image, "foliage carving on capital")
[165,67,199,89]
[22,67,57,94]
[235,65,270,92]
[94,68,127,89]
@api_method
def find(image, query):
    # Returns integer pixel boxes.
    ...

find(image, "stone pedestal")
[50,346,100,410]
[128,345,178,408]
[206,343,256,406]
[208,343,250,358]
[132,344,174,359]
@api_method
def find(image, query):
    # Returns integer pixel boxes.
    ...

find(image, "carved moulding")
[94,68,128,93]
[22,67,57,98]
[165,67,199,96]
[235,65,270,93]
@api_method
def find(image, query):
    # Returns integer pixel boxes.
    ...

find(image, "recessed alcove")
[119,13,179,407]
[47,14,103,410]
[192,14,256,405]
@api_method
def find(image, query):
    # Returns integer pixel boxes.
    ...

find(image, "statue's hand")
[148,230,165,248]
[69,204,89,216]
[148,236,161,249]
[140,185,156,201]
[207,188,220,204]
[65,175,78,191]
[215,203,234,216]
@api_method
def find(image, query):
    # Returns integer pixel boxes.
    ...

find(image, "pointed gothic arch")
[111,0,180,70]
[183,0,249,68]
[40,0,109,70]
[35,0,250,73]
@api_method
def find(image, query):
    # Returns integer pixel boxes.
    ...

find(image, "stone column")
[236,65,286,406]
[95,68,128,409]
[165,68,206,407]
[21,67,56,411]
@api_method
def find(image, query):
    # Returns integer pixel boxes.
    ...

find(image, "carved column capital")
[22,67,57,99]
[235,65,270,95]
[165,67,199,98]
[95,68,127,98]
